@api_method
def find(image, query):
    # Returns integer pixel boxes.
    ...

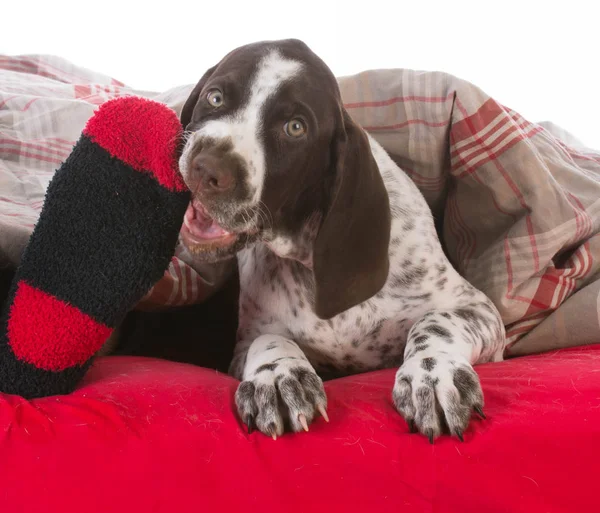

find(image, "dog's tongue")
[183,200,231,240]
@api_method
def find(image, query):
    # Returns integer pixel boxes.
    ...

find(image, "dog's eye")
[206,89,223,108]
[284,118,307,138]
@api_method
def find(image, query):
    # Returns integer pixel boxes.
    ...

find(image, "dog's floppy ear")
[312,109,391,320]
[179,65,217,129]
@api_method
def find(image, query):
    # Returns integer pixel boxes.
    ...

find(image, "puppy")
[178,39,506,442]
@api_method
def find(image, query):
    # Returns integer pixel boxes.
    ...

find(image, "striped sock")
[0,96,190,398]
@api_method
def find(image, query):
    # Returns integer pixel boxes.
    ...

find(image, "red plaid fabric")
[338,69,600,355]
[3,56,600,355]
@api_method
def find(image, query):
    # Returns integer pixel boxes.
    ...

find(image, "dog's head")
[179,39,390,318]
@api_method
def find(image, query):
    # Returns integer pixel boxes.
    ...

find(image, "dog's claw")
[456,431,464,443]
[246,415,255,434]
[264,422,278,440]
[298,413,309,432]
[474,405,486,419]
[317,404,329,423]
[425,429,435,445]
[407,419,417,433]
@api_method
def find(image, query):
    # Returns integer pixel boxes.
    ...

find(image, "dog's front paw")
[235,361,328,439]
[392,353,484,443]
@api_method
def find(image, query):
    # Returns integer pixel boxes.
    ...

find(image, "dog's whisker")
[257,201,274,231]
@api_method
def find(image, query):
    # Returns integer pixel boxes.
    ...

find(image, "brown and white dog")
[178,39,506,442]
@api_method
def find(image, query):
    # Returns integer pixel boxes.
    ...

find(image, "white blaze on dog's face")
[177,40,345,263]
[180,51,302,205]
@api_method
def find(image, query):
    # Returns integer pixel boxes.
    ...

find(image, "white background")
[3,0,599,148]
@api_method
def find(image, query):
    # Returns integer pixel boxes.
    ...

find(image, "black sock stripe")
[16,135,189,327]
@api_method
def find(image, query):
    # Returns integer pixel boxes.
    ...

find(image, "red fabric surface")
[7,281,112,370]
[1,345,598,513]
[83,97,187,192]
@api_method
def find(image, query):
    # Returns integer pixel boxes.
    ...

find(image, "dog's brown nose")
[191,154,236,194]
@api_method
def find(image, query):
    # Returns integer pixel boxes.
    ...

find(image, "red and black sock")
[0,97,190,398]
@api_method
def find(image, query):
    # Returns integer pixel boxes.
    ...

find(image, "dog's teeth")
[298,413,309,432]
[317,405,329,423]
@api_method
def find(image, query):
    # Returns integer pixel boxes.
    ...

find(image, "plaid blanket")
[2,55,600,357]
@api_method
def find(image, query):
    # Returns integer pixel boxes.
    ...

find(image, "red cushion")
[1,345,598,512]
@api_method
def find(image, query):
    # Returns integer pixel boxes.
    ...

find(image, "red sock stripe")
[83,97,188,192]
[7,281,112,371]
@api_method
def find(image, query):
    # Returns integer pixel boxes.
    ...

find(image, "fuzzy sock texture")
[0,96,190,398]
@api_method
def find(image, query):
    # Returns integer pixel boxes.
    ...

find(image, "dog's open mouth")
[180,199,238,248]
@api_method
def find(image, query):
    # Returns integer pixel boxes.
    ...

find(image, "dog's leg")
[231,335,328,438]
[392,296,505,442]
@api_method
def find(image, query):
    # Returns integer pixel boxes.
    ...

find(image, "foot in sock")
[0,96,190,398]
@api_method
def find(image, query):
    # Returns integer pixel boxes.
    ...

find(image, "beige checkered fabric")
[2,55,599,356]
